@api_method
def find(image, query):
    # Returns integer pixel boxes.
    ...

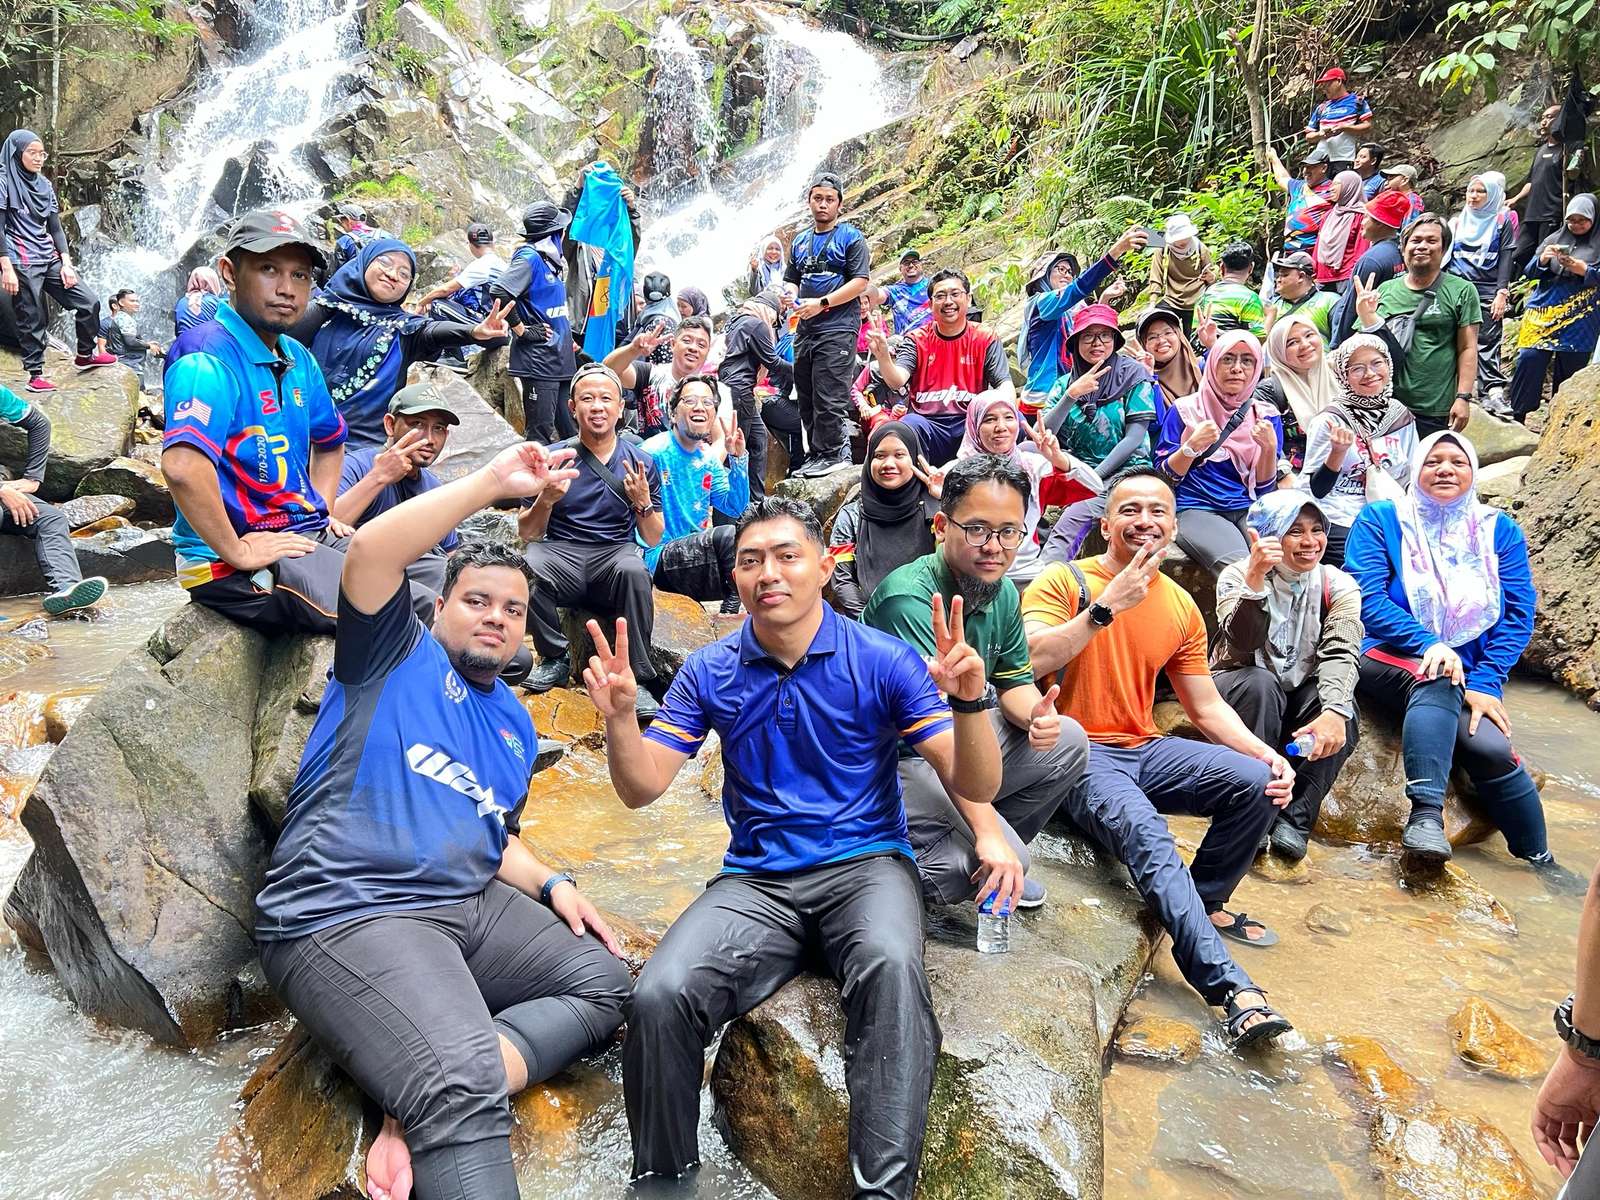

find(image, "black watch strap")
[949,683,998,714]
[540,872,575,906]
[1088,602,1115,628]
[1556,995,1600,1060]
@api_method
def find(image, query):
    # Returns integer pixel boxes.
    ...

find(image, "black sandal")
[1211,909,1280,948]
[1222,988,1292,1049]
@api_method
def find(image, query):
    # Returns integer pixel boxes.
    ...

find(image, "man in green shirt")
[1266,250,1338,338]
[1373,214,1480,435]
[1195,242,1267,337]
[863,455,1088,911]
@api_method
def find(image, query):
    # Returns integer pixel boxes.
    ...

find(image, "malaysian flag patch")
[173,397,212,424]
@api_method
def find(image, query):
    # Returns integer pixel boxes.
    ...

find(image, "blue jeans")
[898,410,966,464]
[1059,737,1275,1005]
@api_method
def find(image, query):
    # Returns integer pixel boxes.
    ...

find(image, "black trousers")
[259,880,630,1200]
[1512,218,1561,278]
[793,325,856,458]
[2,498,81,592]
[519,377,576,444]
[763,391,806,466]
[651,525,736,605]
[522,539,656,680]
[13,259,101,376]
[731,388,769,503]
[1510,347,1589,419]
[1214,666,1359,836]
[624,854,938,1196]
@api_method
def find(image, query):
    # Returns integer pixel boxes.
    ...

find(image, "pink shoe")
[74,352,117,370]
[25,376,56,392]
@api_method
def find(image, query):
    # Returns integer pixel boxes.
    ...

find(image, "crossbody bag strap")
[576,441,633,508]
[1054,561,1093,692]
[1187,398,1256,470]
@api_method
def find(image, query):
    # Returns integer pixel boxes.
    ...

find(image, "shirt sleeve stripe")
[901,712,952,741]
[164,426,224,459]
[643,723,705,752]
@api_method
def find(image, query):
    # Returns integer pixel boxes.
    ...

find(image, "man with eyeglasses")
[869,268,1014,463]
[864,455,1087,912]
[639,373,749,614]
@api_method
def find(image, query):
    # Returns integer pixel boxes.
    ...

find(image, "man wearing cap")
[882,249,932,335]
[491,201,576,445]
[409,223,507,324]
[1356,142,1388,200]
[518,362,664,713]
[162,210,428,635]
[1145,215,1210,333]
[329,203,392,272]
[1377,164,1424,228]
[333,381,463,597]
[1304,67,1373,176]
[1266,145,1334,267]
[1329,191,1411,345]
[786,170,872,477]
[1265,250,1338,338]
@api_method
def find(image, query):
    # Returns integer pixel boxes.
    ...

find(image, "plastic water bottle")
[976,895,1012,954]
[1285,732,1315,757]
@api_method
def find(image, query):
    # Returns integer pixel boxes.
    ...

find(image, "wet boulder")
[1395,859,1517,936]
[0,524,176,595]
[1325,1034,1539,1199]
[58,494,136,529]
[420,367,523,484]
[1114,1015,1202,1066]
[18,603,278,1045]
[1448,997,1548,1080]
[0,349,140,500]
[249,635,335,832]
[710,843,1159,1199]
[2,851,47,953]
[74,455,173,524]
[558,589,719,689]
[775,460,858,537]
[1464,407,1539,467]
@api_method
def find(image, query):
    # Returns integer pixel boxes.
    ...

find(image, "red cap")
[1364,191,1412,230]
[1317,67,1346,84]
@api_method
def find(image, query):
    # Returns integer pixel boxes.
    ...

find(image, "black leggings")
[13,259,101,376]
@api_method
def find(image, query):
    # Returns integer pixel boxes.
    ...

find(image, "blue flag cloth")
[572,162,635,359]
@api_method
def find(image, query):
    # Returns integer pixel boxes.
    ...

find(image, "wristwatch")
[540,872,576,906]
[1087,601,1115,628]
[819,295,832,309]
[949,684,998,714]
[1555,995,1600,1060]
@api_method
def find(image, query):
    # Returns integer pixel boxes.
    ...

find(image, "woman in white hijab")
[1447,171,1518,413]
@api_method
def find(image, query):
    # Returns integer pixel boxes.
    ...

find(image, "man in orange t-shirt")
[1020,467,1296,1047]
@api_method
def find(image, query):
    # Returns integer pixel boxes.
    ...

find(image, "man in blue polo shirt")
[1304,66,1374,176]
[587,495,1001,1197]
[257,439,630,1200]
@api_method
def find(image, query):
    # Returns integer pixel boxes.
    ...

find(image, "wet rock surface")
[774,461,859,537]
[1448,996,1548,1080]
[0,349,140,501]
[58,493,136,529]
[0,523,176,595]
[74,455,173,523]
[1394,859,1518,936]
[1115,1015,1202,1066]
[559,589,719,687]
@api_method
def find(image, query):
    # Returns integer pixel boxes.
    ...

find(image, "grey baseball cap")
[387,382,460,424]
[223,209,328,270]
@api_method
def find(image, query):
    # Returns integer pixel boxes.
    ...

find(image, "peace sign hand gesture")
[1024,418,1073,473]
[487,441,580,501]
[911,454,946,500]
[866,315,891,360]
[928,594,988,703]
[622,460,653,512]
[1066,359,1111,400]
[582,618,638,717]
[1352,273,1381,329]
[722,409,746,458]
[472,299,516,341]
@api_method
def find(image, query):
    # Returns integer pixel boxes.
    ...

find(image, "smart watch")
[819,295,832,309]
[540,872,576,906]
[1088,601,1115,628]
[949,684,998,714]
[1555,995,1600,1061]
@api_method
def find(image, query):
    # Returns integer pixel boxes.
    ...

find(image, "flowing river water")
[1,585,1598,1197]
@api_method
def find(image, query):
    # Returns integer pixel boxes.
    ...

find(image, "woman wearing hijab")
[1259,311,1338,468]
[1146,212,1213,331]
[1156,330,1284,575]
[1447,171,1519,414]
[1312,171,1370,292]
[675,286,710,320]
[294,237,506,448]
[1302,333,1416,565]
[1211,491,1363,863]
[1136,305,1199,428]
[828,422,936,618]
[1509,193,1600,422]
[1036,304,1151,562]
[0,129,115,392]
[1016,228,1144,411]
[747,236,785,295]
[1344,432,1581,887]
[173,266,225,336]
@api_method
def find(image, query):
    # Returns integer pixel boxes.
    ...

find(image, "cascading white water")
[646,18,718,200]
[87,0,362,306]
[640,13,915,309]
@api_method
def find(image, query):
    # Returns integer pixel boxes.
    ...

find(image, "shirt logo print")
[444,670,467,704]
[406,743,507,822]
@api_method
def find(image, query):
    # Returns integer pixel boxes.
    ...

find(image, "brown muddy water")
[1,584,1597,1198]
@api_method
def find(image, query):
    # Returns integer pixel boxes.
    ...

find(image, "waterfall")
[645,18,718,200]
[640,13,915,310]
[86,0,362,309]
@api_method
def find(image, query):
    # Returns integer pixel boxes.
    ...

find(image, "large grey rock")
[18,604,278,1045]
[421,365,523,482]
[710,840,1158,1199]
[0,349,140,500]
[558,589,718,688]
[774,461,859,538]
[74,455,173,523]
[1464,406,1539,467]
[250,635,335,831]
[0,525,175,595]
[58,493,136,529]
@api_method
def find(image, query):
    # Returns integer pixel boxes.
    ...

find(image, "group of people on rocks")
[0,72,1595,1197]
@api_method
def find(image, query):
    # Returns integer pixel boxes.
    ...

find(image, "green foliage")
[1424,0,1598,96]
[388,43,432,87]
[344,172,428,201]
[0,0,197,106]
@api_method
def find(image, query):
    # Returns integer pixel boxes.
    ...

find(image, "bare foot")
[366,1114,414,1200]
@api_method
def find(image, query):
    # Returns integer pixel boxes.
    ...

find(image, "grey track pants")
[2,498,80,592]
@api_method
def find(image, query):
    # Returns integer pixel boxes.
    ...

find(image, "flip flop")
[1211,909,1279,948]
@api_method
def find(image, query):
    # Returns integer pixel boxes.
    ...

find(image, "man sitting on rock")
[640,373,749,615]
[161,211,436,636]
[1021,467,1296,1048]
[0,382,106,614]
[864,454,1088,912]
[256,439,630,1200]
[603,313,725,441]
[518,362,663,714]
[868,268,1015,463]
[585,495,1000,1197]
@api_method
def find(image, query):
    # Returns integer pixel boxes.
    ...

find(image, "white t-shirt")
[1302,410,1416,527]
[455,252,507,290]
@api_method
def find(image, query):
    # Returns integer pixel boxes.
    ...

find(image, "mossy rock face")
[0,349,139,502]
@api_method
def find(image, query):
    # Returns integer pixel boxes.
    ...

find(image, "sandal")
[1222,988,1292,1049]
[1210,909,1279,948]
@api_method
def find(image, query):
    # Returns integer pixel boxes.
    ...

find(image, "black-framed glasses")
[948,517,1026,549]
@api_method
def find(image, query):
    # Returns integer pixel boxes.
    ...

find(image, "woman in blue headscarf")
[293,238,509,447]
[1446,171,1518,414]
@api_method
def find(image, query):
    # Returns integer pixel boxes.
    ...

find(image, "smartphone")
[1139,228,1166,250]
[1552,244,1575,255]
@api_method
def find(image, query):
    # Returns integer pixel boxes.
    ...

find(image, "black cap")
[387,382,460,424]
[808,170,844,198]
[223,209,327,270]
[521,200,570,240]
[642,271,671,301]
[1135,305,1187,340]
[466,222,495,246]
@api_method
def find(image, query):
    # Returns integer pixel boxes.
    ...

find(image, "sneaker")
[43,576,108,616]
[25,376,56,392]
[1483,387,1509,415]
[1400,813,1452,863]
[718,595,743,616]
[1017,876,1047,910]
[74,352,118,371]
[792,451,850,478]
[521,654,571,693]
[1268,820,1308,863]
[634,687,660,723]
[1527,853,1588,896]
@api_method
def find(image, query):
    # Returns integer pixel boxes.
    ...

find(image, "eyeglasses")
[1346,361,1388,377]
[677,395,716,410]
[930,290,967,303]
[1218,353,1256,370]
[948,518,1026,549]
[373,256,414,282]
[1079,330,1116,345]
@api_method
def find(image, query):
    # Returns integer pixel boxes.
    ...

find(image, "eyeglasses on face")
[947,518,1025,549]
